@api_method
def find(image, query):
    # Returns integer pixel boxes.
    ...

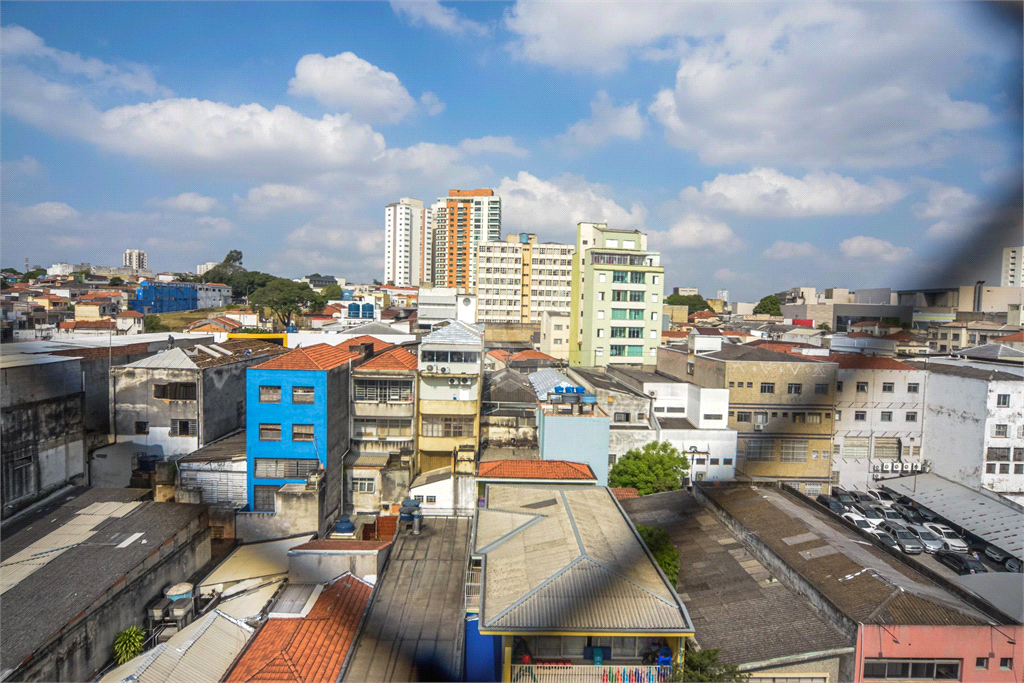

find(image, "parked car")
[848,490,876,504]
[869,529,899,549]
[905,525,944,553]
[923,523,969,553]
[851,504,885,527]
[865,489,897,507]
[912,505,942,523]
[830,487,858,508]
[871,504,904,523]
[1005,557,1022,573]
[935,550,988,575]
[982,544,1020,571]
[842,512,872,531]
[891,503,925,525]
[879,522,924,554]
[816,494,846,514]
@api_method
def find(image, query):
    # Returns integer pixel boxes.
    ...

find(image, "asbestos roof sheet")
[422,319,482,345]
[882,474,1024,560]
[200,536,314,591]
[476,486,693,633]
[527,367,578,399]
[125,347,199,369]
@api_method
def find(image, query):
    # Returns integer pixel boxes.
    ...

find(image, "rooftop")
[620,490,850,666]
[199,535,314,592]
[475,486,694,634]
[508,349,557,363]
[422,319,483,346]
[124,339,286,370]
[527,367,579,399]
[704,344,828,364]
[477,460,596,481]
[906,360,1023,382]
[571,366,646,394]
[289,539,391,552]
[180,430,246,462]
[950,343,1024,363]
[355,345,417,371]
[225,574,373,683]
[658,417,697,430]
[253,343,363,371]
[610,487,639,500]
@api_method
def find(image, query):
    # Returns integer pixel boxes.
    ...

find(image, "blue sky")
[2,1,1021,300]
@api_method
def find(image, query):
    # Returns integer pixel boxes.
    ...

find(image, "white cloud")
[556,91,645,150]
[420,91,446,116]
[681,168,905,217]
[495,172,646,237]
[763,241,820,260]
[391,1,488,36]
[650,214,741,251]
[839,235,913,263]
[236,184,322,216]
[714,268,750,282]
[460,136,529,158]
[1,24,169,96]
[1,155,44,180]
[913,183,984,240]
[18,201,80,224]
[196,216,233,234]
[153,192,218,212]
[288,52,418,123]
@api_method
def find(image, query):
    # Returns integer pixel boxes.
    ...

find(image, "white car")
[865,489,897,507]
[870,504,904,523]
[924,523,968,553]
[842,512,873,531]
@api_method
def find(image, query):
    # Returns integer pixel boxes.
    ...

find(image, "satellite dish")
[689,446,698,452]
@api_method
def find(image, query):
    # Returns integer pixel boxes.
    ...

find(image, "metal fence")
[511,664,673,683]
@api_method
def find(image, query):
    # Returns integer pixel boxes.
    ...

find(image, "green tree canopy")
[223,250,244,267]
[372,278,383,286]
[817,322,831,331]
[678,648,748,682]
[609,441,690,496]
[636,524,679,584]
[665,293,711,311]
[144,315,169,332]
[250,279,324,329]
[108,276,124,287]
[19,268,46,282]
[752,294,782,316]
[320,284,343,300]
[112,626,146,665]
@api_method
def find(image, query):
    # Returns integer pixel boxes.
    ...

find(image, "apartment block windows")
[629,309,644,320]
[255,458,318,479]
[906,411,918,422]
[987,447,1011,461]
[862,659,960,680]
[421,416,474,438]
[836,381,844,392]
[994,424,1009,438]
[259,385,282,403]
[760,382,775,394]
[612,290,629,302]
[292,424,315,441]
[293,386,315,404]
[908,383,920,393]
[856,382,869,392]
[253,486,277,512]
[354,379,413,402]
[612,271,628,283]
[611,327,626,338]
[610,345,625,356]
[154,382,197,401]
[629,291,645,302]
[780,440,808,462]
[259,423,281,441]
[882,382,894,393]
[736,411,752,423]
[743,440,774,462]
[353,477,375,493]
[628,327,643,338]
[611,309,628,320]
[787,383,802,395]
[629,272,645,284]
[170,419,197,436]
[1000,659,1013,671]
[997,393,1011,407]
[627,345,643,357]
[855,411,867,421]
[814,383,828,395]
[880,411,893,422]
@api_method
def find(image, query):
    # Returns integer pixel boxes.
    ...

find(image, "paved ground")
[343,516,472,683]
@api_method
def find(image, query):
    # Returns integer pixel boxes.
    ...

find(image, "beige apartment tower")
[476,233,574,324]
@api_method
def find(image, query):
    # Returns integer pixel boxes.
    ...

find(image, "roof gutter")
[735,646,856,672]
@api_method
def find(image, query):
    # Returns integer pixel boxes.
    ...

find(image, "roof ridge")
[484,554,587,628]
[474,511,545,555]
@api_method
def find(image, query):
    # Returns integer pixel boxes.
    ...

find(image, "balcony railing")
[511,664,672,683]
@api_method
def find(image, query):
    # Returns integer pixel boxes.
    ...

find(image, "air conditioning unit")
[754,424,764,431]
[426,364,435,372]
[461,377,471,385]
[449,378,458,386]
[440,366,449,374]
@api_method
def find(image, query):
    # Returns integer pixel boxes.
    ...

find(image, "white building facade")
[1002,246,1022,287]
[476,233,574,324]
[123,249,148,270]
[538,311,571,360]
[384,197,431,287]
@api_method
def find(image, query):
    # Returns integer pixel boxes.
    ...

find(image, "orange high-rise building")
[431,189,501,291]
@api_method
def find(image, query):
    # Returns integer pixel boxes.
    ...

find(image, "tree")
[308,273,321,278]
[372,278,383,286]
[0,279,10,290]
[144,315,169,332]
[609,441,689,496]
[636,524,679,584]
[108,276,124,287]
[752,294,782,316]
[249,279,324,329]
[19,268,46,282]
[676,648,747,682]
[112,626,146,665]
[321,284,343,300]
[817,322,831,332]
[223,250,244,267]
[666,293,711,312]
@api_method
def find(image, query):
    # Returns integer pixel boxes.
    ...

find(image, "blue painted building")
[130,281,198,314]
[530,369,611,485]
[245,343,361,529]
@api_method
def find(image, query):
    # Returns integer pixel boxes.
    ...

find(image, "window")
[987,463,997,474]
[1015,448,1024,461]
[880,411,893,422]
[760,382,775,394]
[780,440,807,462]
[421,416,474,438]
[259,423,282,441]
[259,385,281,403]
[353,477,375,493]
[628,327,643,338]
[844,437,869,458]
[874,438,899,459]
[614,412,631,423]
[976,658,988,670]
[855,411,867,421]
[629,309,644,320]
[630,272,645,284]
[908,383,919,393]
[171,419,197,436]
[153,382,197,401]
[994,424,1009,438]
[987,447,1011,461]
[293,386,315,404]
[746,382,753,388]
[598,273,606,283]
[709,458,719,465]
[723,458,733,466]
[255,458,318,479]
[612,271,628,283]
[253,485,277,512]
[753,412,768,425]
[836,381,844,392]
[743,440,774,461]
[611,327,626,338]
[882,382,894,393]
[134,421,149,435]
[792,413,806,424]
[856,382,869,392]
[1016,464,1024,475]
[354,379,413,402]
[807,413,822,424]
[997,393,1010,407]
[703,414,723,420]
[1000,659,1013,671]
[611,308,628,320]
[292,424,315,441]
[1000,463,1010,474]
[629,291,645,302]
[906,411,918,422]
[835,410,842,420]
[627,345,643,357]
[597,310,605,319]
[814,383,828,395]
[610,345,625,356]
[787,383,802,395]
[597,329,605,338]
[862,659,959,680]
[736,412,752,423]
[694,457,706,465]
[426,496,437,504]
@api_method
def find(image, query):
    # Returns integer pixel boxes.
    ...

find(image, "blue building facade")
[537,407,611,486]
[130,281,198,314]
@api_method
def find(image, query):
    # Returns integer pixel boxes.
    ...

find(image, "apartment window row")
[352,477,376,493]
[421,416,475,438]
[258,423,314,441]
[254,458,319,479]
[353,418,412,438]
[259,385,315,404]
[421,350,481,363]
[611,290,647,302]
[354,379,413,403]
[862,659,960,680]
[739,439,830,463]
[836,382,920,393]
[986,447,1024,462]
[844,410,918,422]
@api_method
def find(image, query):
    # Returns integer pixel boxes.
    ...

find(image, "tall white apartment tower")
[1002,246,1023,287]
[123,249,148,270]
[384,197,432,286]
[431,189,501,290]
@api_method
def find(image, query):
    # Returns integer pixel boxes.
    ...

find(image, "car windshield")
[854,520,869,529]
[862,508,882,519]
[896,531,915,540]
[876,533,896,544]
[884,510,901,520]
[918,531,939,541]
[876,491,894,501]
[941,530,959,540]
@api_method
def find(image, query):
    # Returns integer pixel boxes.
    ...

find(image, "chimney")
[348,342,374,359]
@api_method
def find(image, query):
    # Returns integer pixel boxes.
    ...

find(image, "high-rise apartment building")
[1003,246,1023,287]
[384,197,431,287]
[476,233,574,324]
[431,189,500,290]
[569,223,664,367]
[123,249,148,270]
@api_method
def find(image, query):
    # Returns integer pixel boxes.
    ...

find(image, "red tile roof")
[746,340,815,352]
[850,321,878,328]
[487,349,512,362]
[477,460,596,480]
[844,331,875,338]
[225,575,372,683]
[117,310,144,318]
[826,352,914,370]
[344,335,393,353]
[322,304,343,316]
[689,310,719,320]
[290,539,391,552]
[253,343,362,371]
[362,515,398,542]
[610,487,639,500]
[508,349,556,362]
[357,346,417,371]
[380,309,399,320]
[662,330,688,338]
[996,330,1024,342]
[206,282,229,287]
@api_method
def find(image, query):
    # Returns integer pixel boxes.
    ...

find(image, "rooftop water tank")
[554,386,565,394]
[401,499,421,508]
[164,583,193,601]
[334,519,356,535]
[575,386,585,394]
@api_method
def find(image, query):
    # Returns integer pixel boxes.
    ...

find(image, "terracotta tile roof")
[844,331,875,338]
[487,349,512,362]
[508,349,556,363]
[253,343,362,371]
[361,515,398,542]
[611,487,640,500]
[996,330,1024,342]
[185,316,243,332]
[826,352,914,370]
[477,460,596,480]
[225,575,372,683]
[343,335,393,353]
[357,346,417,371]
[322,304,343,316]
[689,310,719,320]
[881,330,922,342]
[117,310,144,318]
[746,340,814,353]
[720,330,746,337]
[290,539,391,552]
[205,282,229,287]
[662,330,688,338]
[850,321,878,327]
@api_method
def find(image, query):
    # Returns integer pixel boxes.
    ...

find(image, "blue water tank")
[334,519,355,534]
[348,303,360,317]
[575,386,585,394]
[361,303,374,318]
[401,498,421,508]
[554,386,565,394]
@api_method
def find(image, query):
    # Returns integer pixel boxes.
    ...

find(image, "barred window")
[743,440,774,462]
[807,413,822,424]
[292,386,315,404]
[882,382,894,393]
[760,382,775,394]
[856,382,869,392]
[736,412,752,423]
[780,440,807,462]
[354,419,412,438]
[253,485,277,512]
[259,423,281,441]
[352,477,375,493]
[787,383,802,395]
[874,438,899,459]
[134,421,149,435]
[170,419,197,436]
[154,382,197,401]
[354,379,413,402]
[814,383,828,395]
[844,437,869,458]
[907,383,919,393]
[254,458,319,479]
[259,385,281,403]
[421,416,474,438]
[292,424,315,441]
[987,447,1011,462]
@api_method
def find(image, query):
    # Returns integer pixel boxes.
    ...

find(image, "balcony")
[510,664,672,683]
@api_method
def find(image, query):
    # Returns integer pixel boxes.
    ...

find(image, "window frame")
[292,386,316,404]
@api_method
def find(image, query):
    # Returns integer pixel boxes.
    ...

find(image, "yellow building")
[690,343,838,494]
[474,485,694,682]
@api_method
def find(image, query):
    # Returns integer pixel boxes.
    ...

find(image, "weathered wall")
[110,367,201,458]
[538,410,611,486]
[235,484,320,541]
[287,547,389,584]
[746,654,844,683]
[324,364,349,536]
[201,362,251,445]
[480,414,537,447]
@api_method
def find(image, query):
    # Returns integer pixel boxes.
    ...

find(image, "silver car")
[924,523,969,553]
[906,524,944,554]
[881,522,924,555]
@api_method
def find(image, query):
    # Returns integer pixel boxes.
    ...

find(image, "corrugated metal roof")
[124,348,199,369]
[422,320,482,345]
[0,352,79,369]
[883,474,1024,559]
[199,536,314,592]
[527,368,578,400]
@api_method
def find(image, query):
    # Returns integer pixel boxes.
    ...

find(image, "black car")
[816,494,846,514]
[829,488,857,508]
[848,490,876,504]
[935,550,988,575]
[891,503,925,525]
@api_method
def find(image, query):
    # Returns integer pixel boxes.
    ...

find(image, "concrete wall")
[111,367,202,458]
[11,513,211,683]
[538,409,611,485]
[288,547,390,584]
[659,428,737,482]
[235,483,322,541]
[746,655,844,683]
